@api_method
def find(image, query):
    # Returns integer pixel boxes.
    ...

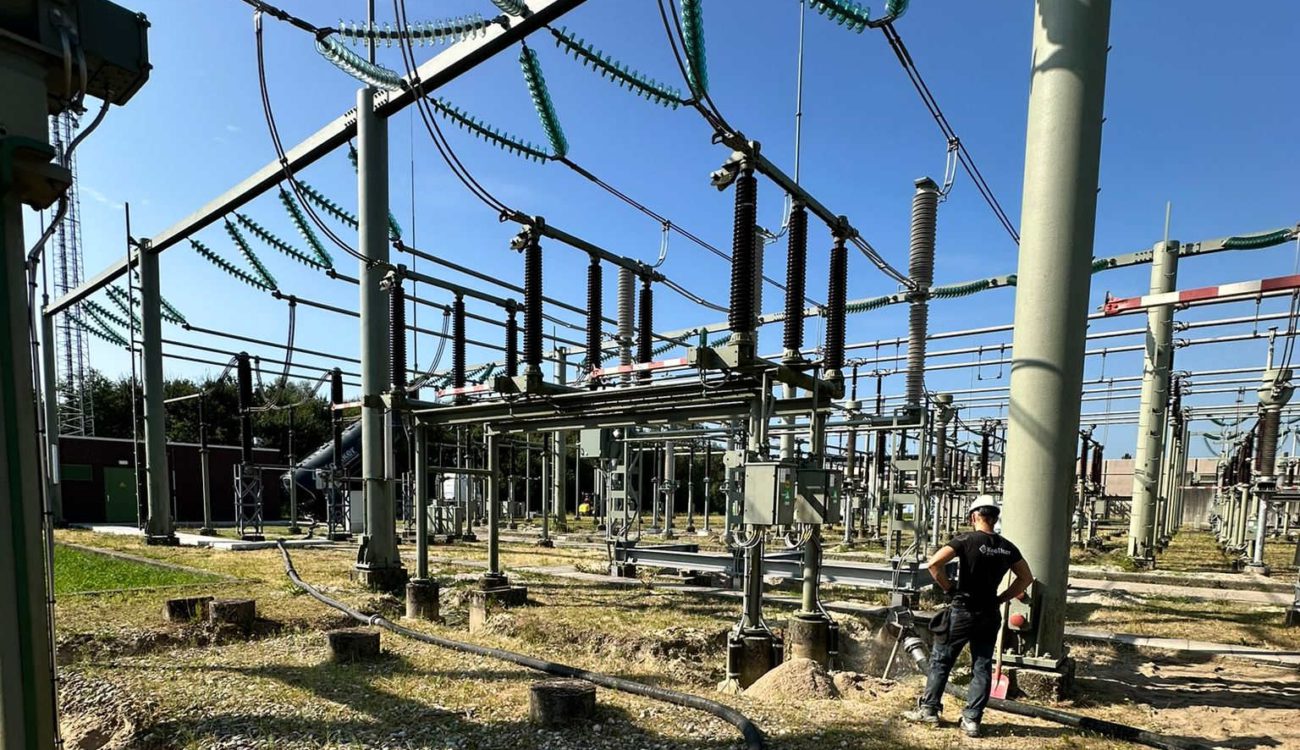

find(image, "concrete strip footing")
[405,579,440,621]
[209,599,256,633]
[469,582,528,633]
[1007,659,1076,701]
[352,566,409,594]
[529,679,596,726]
[327,627,381,663]
[163,596,213,623]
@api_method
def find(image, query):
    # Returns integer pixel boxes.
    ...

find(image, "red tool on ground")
[990,600,1011,699]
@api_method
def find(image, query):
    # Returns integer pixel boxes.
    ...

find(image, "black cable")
[276,542,766,750]
[880,23,1019,246]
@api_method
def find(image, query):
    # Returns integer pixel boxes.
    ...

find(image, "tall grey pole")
[663,440,675,539]
[140,240,175,545]
[198,395,214,535]
[40,311,62,526]
[999,0,1111,665]
[354,86,404,590]
[414,423,429,579]
[0,53,60,744]
[485,430,505,586]
[552,350,567,526]
[540,435,553,546]
[1127,241,1179,562]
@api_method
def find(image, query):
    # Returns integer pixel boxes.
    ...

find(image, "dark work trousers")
[921,605,1000,721]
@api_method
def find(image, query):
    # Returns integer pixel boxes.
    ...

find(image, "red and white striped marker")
[588,356,689,379]
[435,382,494,398]
[1102,274,1300,316]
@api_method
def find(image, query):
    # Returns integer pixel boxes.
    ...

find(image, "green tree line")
[68,370,335,458]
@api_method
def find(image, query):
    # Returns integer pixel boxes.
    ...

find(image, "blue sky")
[29,0,1300,458]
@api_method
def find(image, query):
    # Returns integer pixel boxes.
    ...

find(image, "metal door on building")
[103,466,138,523]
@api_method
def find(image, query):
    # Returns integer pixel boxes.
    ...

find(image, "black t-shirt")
[946,530,1023,612]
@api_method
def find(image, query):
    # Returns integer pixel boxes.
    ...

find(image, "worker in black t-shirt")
[902,495,1034,737]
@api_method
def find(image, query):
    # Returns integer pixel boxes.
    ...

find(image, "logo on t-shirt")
[979,544,1014,556]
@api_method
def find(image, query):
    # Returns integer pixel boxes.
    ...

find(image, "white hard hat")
[968,495,1000,515]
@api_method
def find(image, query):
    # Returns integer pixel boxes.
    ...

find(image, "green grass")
[54,544,222,595]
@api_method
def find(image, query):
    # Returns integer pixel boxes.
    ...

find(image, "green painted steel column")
[140,240,176,544]
[0,53,59,749]
[354,86,403,588]
[414,423,429,579]
[40,311,62,526]
[1127,241,1179,561]
[999,0,1111,663]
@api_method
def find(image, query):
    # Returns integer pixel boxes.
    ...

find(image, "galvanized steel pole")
[354,86,404,589]
[140,241,175,544]
[999,0,1111,664]
[1127,241,1179,561]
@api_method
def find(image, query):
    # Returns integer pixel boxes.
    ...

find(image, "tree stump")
[163,596,213,623]
[209,598,256,633]
[327,627,382,663]
[528,678,596,727]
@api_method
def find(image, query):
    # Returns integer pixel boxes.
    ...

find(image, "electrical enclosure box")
[578,428,611,459]
[794,468,843,524]
[742,462,796,526]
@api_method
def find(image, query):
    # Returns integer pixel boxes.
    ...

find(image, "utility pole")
[999,0,1111,686]
[140,239,176,544]
[1127,240,1179,563]
[353,84,405,591]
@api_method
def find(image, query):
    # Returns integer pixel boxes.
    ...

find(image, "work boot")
[902,706,939,724]
[960,717,981,738]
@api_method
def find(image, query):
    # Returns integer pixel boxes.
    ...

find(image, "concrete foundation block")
[528,678,596,727]
[726,632,781,689]
[785,613,832,667]
[1285,608,1300,628]
[610,562,637,578]
[163,596,213,623]
[1010,658,1076,701]
[327,627,381,663]
[468,585,529,633]
[405,579,440,621]
[351,565,409,594]
[209,598,256,633]
[144,534,179,547]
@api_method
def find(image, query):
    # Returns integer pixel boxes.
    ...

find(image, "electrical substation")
[2,0,1299,748]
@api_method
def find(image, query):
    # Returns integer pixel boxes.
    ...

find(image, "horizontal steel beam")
[615,543,936,591]
[46,0,587,316]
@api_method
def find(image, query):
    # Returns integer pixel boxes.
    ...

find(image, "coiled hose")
[275,542,765,750]
[783,203,808,356]
[586,255,603,371]
[524,234,543,371]
[824,236,848,373]
[390,281,407,389]
[729,169,757,337]
[452,294,466,391]
[505,302,519,379]
[637,277,653,381]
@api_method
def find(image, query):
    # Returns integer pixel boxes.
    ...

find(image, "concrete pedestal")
[327,627,381,663]
[786,613,832,667]
[468,584,529,633]
[528,679,596,727]
[1284,607,1299,628]
[1245,563,1271,577]
[197,527,216,536]
[352,565,409,594]
[163,596,213,623]
[1009,658,1076,701]
[144,534,179,546]
[209,599,256,634]
[611,562,637,578]
[535,538,555,548]
[405,579,440,621]
[724,632,781,690]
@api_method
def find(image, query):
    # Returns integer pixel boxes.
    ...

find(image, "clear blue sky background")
[30,0,1300,458]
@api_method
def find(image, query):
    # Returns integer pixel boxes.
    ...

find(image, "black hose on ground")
[275,542,765,750]
[943,685,1211,750]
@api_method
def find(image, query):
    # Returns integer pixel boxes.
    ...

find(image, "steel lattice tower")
[50,110,93,435]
